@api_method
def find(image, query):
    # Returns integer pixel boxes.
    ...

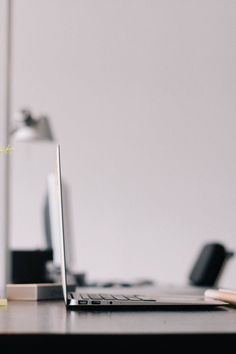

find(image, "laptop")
[56,144,226,309]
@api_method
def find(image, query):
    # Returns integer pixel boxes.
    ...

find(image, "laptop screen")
[56,144,68,304]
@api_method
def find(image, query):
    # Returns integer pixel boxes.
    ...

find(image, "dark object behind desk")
[189,243,234,287]
[11,249,53,283]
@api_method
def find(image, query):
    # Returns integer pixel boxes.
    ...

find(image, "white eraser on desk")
[7,283,64,300]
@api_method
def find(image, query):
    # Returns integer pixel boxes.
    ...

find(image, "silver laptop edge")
[56,144,226,309]
[57,144,68,305]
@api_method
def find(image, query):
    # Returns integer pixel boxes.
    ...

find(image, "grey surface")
[0,298,236,335]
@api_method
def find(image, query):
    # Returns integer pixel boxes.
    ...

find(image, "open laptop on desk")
[56,144,226,310]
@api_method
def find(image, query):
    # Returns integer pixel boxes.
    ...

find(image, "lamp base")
[6,283,65,300]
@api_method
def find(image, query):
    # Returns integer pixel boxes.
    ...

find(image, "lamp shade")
[11,110,54,142]
[12,116,54,142]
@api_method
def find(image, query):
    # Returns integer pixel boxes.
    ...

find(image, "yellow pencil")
[205,289,236,305]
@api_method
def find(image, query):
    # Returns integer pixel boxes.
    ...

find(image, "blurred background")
[1,0,236,288]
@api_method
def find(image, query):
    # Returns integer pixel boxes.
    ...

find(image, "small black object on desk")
[189,242,234,287]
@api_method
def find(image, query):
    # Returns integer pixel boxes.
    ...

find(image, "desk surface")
[0,300,236,334]
[1,288,236,336]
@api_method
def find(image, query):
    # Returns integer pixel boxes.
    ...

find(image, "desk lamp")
[0,108,54,303]
[10,108,55,281]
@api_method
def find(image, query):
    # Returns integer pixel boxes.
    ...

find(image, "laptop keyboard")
[78,293,156,301]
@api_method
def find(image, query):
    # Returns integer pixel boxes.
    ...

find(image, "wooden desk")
[0,298,236,347]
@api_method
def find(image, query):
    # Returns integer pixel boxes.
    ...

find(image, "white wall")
[10,0,236,286]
